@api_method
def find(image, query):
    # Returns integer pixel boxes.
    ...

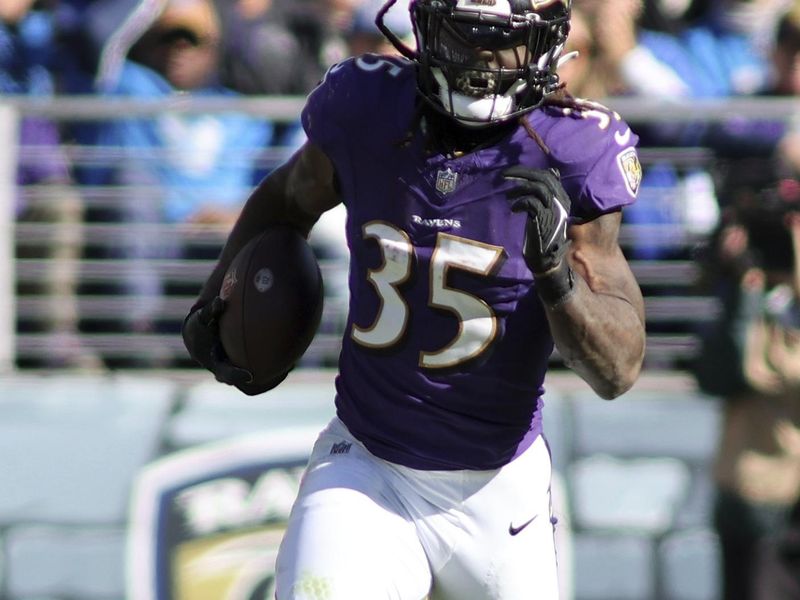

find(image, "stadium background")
[1,54,798,600]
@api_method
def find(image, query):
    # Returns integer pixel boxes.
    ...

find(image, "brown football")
[218,226,324,386]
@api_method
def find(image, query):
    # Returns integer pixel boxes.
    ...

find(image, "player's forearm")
[195,167,317,307]
[544,266,645,399]
[194,142,339,309]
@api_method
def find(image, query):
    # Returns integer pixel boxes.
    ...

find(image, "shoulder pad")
[536,102,642,216]
[302,55,416,156]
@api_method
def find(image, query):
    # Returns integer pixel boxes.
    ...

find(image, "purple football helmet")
[379,0,572,126]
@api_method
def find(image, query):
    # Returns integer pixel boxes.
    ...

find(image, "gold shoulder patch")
[616,147,642,198]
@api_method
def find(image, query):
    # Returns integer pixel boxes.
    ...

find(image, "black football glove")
[504,166,572,274]
[505,166,575,307]
[181,298,289,396]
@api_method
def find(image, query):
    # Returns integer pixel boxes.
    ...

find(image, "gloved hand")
[504,166,572,275]
[182,297,288,395]
[505,166,575,307]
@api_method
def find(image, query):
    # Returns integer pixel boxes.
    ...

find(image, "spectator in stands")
[557,3,613,99]
[628,0,789,150]
[213,0,306,96]
[345,0,413,56]
[774,1,800,95]
[574,0,696,99]
[2,0,101,369]
[643,0,784,101]
[267,0,363,91]
[213,0,378,106]
[54,0,140,94]
[559,0,701,98]
[704,9,800,597]
[753,495,800,599]
[211,0,312,156]
[687,1,800,212]
[554,0,785,104]
[694,159,800,600]
[85,0,272,358]
[773,2,800,175]
[694,18,800,594]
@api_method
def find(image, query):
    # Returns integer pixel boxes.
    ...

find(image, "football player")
[183,0,646,597]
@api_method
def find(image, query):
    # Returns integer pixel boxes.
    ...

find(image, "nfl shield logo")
[436,168,459,195]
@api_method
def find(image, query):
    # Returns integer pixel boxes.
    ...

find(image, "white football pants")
[275,417,560,600]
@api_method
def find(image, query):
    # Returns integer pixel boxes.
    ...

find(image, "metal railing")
[3,95,794,372]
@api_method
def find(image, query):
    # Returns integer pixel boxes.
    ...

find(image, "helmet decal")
[455,0,511,17]
[530,0,569,8]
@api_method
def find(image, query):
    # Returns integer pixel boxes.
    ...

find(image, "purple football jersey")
[301,55,641,470]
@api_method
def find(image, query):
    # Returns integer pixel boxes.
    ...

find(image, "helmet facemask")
[412,0,571,127]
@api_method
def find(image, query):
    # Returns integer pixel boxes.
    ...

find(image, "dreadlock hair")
[523,84,607,154]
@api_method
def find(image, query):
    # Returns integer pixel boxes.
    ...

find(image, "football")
[218,226,324,386]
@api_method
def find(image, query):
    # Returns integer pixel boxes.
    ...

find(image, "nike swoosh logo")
[615,128,632,146]
[545,198,568,251]
[509,515,537,536]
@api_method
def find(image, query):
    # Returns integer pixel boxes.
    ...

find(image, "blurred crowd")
[8,0,413,368]
[559,3,800,598]
[4,2,800,597]
[6,0,800,357]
